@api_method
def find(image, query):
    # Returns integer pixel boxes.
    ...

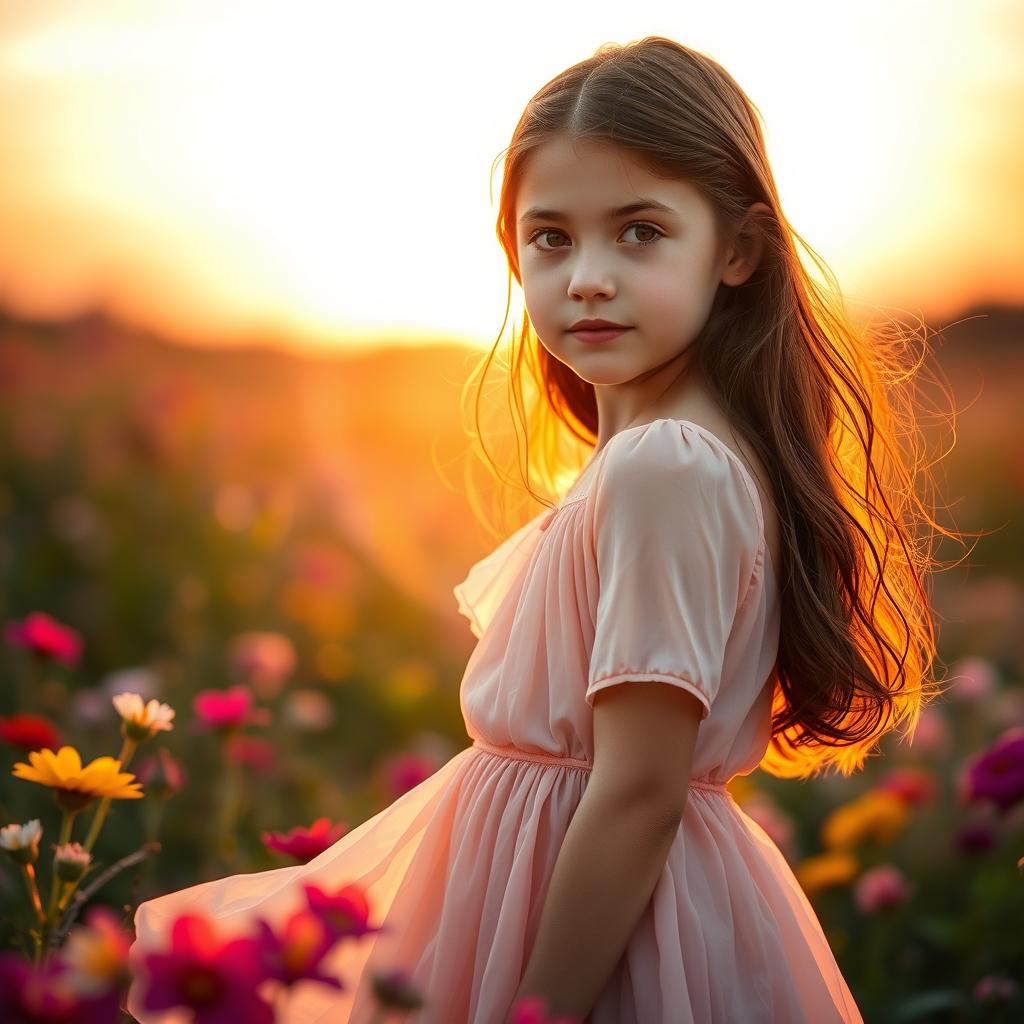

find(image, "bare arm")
[506,681,704,1021]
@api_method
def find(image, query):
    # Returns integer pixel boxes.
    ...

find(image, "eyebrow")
[518,198,678,225]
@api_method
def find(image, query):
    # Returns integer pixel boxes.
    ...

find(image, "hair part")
[460,35,977,779]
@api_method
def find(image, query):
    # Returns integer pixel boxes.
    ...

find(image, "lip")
[569,326,632,343]
[568,318,629,331]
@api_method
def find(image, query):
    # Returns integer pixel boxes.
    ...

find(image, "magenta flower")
[954,816,997,855]
[193,685,268,731]
[0,950,118,1024]
[225,734,277,773]
[137,912,273,1023]
[382,751,437,799]
[5,612,82,666]
[962,727,1024,815]
[876,767,936,806]
[853,864,912,914]
[253,908,343,991]
[134,747,186,800]
[973,974,1018,1002]
[509,994,582,1024]
[303,881,382,942]
[262,817,349,864]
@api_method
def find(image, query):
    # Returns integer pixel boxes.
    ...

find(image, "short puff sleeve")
[585,420,762,719]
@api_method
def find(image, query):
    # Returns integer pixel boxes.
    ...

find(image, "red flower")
[253,908,343,991]
[5,612,82,666]
[225,734,277,774]
[381,752,437,799]
[137,912,273,1023]
[876,767,937,806]
[0,713,62,752]
[302,881,382,943]
[262,817,349,864]
[509,994,582,1024]
[0,950,118,1024]
[193,685,268,731]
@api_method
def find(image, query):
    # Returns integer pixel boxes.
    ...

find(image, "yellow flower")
[12,746,143,811]
[821,790,909,851]
[795,851,860,897]
[111,691,175,741]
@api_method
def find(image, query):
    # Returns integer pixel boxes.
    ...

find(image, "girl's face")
[514,136,739,403]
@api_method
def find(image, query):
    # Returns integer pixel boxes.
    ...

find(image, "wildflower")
[876,767,936,806]
[0,951,118,1024]
[62,905,133,997]
[112,691,175,742]
[303,881,382,942]
[906,706,951,756]
[0,712,62,752]
[794,852,859,897]
[194,685,268,731]
[962,726,1024,815]
[283,688,335,732]
[134,747,186,800]
[11,746,143,812]
[253,909,342,991]
[262,817,349,864]
[229,631,297,699]
[372,966,425,1011]
[821,790,909,851]
[225,734,277,774]
[948,656,998,700]
[853,864,912,914]
[54,842,92,883]
[382,751,437,799]
[954,818,997,855]
[0,819,42,865]
[136,912,274,1023]
[973,974,1018,1002]
[4,612,82,666]
[508,994,582,1024]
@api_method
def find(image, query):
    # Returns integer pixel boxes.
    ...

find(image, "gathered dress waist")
[470,737,731,795]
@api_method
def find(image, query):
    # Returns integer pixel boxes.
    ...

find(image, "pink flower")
[137,912,273,1023]
[739,796,797,862]
[134,747,186,800]
[876,767,937,806]
[62,905,133,996]
[381,752,437,799]
[262,817,349,864]
[193,685,268,732]
[973,974,1018,1002]
[509,994,582,1024]
[302,881,382,943]
[906,706,951,756]
[225,734,277,774]
[961,726,1024,815]
[948,657,998,701]
[252,908,342,991]
[229,631,297,699]
[0,713,62,752]
[853,864,912,914]
[5,612,82,666]
[0,949,119,1023]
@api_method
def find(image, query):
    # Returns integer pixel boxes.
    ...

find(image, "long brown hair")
[460,36,972,779]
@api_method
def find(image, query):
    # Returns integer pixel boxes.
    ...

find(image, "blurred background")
[1,1,1022,1020]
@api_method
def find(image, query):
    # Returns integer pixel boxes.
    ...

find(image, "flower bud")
[53,841,92,882]
[0,819,42,865]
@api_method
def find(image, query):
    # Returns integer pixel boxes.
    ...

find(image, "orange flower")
[821,790,909,851]
[795,852,860,897]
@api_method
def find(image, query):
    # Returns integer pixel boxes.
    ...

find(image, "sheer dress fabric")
[125,418,863,1023]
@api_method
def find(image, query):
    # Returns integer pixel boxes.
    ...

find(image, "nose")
[567,256,616,301]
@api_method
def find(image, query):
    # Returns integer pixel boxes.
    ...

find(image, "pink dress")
[125,417,863,1024]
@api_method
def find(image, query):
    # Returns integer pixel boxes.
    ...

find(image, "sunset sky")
[0,0,1021,353]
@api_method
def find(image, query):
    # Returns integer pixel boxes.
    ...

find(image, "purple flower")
[963,727,1024,815]
[252,909,343,991]
[137,912,274,1023]
[0,951,119,1024]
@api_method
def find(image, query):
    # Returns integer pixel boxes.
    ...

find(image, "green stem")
[83,737,137,853]
[45,808,77,924]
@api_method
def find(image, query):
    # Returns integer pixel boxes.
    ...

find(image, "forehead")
[516,136,706,220]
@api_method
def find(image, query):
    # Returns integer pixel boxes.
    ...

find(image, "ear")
[720,201,771,287]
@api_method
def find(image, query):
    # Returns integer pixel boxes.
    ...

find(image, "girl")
[127,36,949,1023]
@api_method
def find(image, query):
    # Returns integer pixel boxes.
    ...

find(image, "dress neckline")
[555,417,776,585]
